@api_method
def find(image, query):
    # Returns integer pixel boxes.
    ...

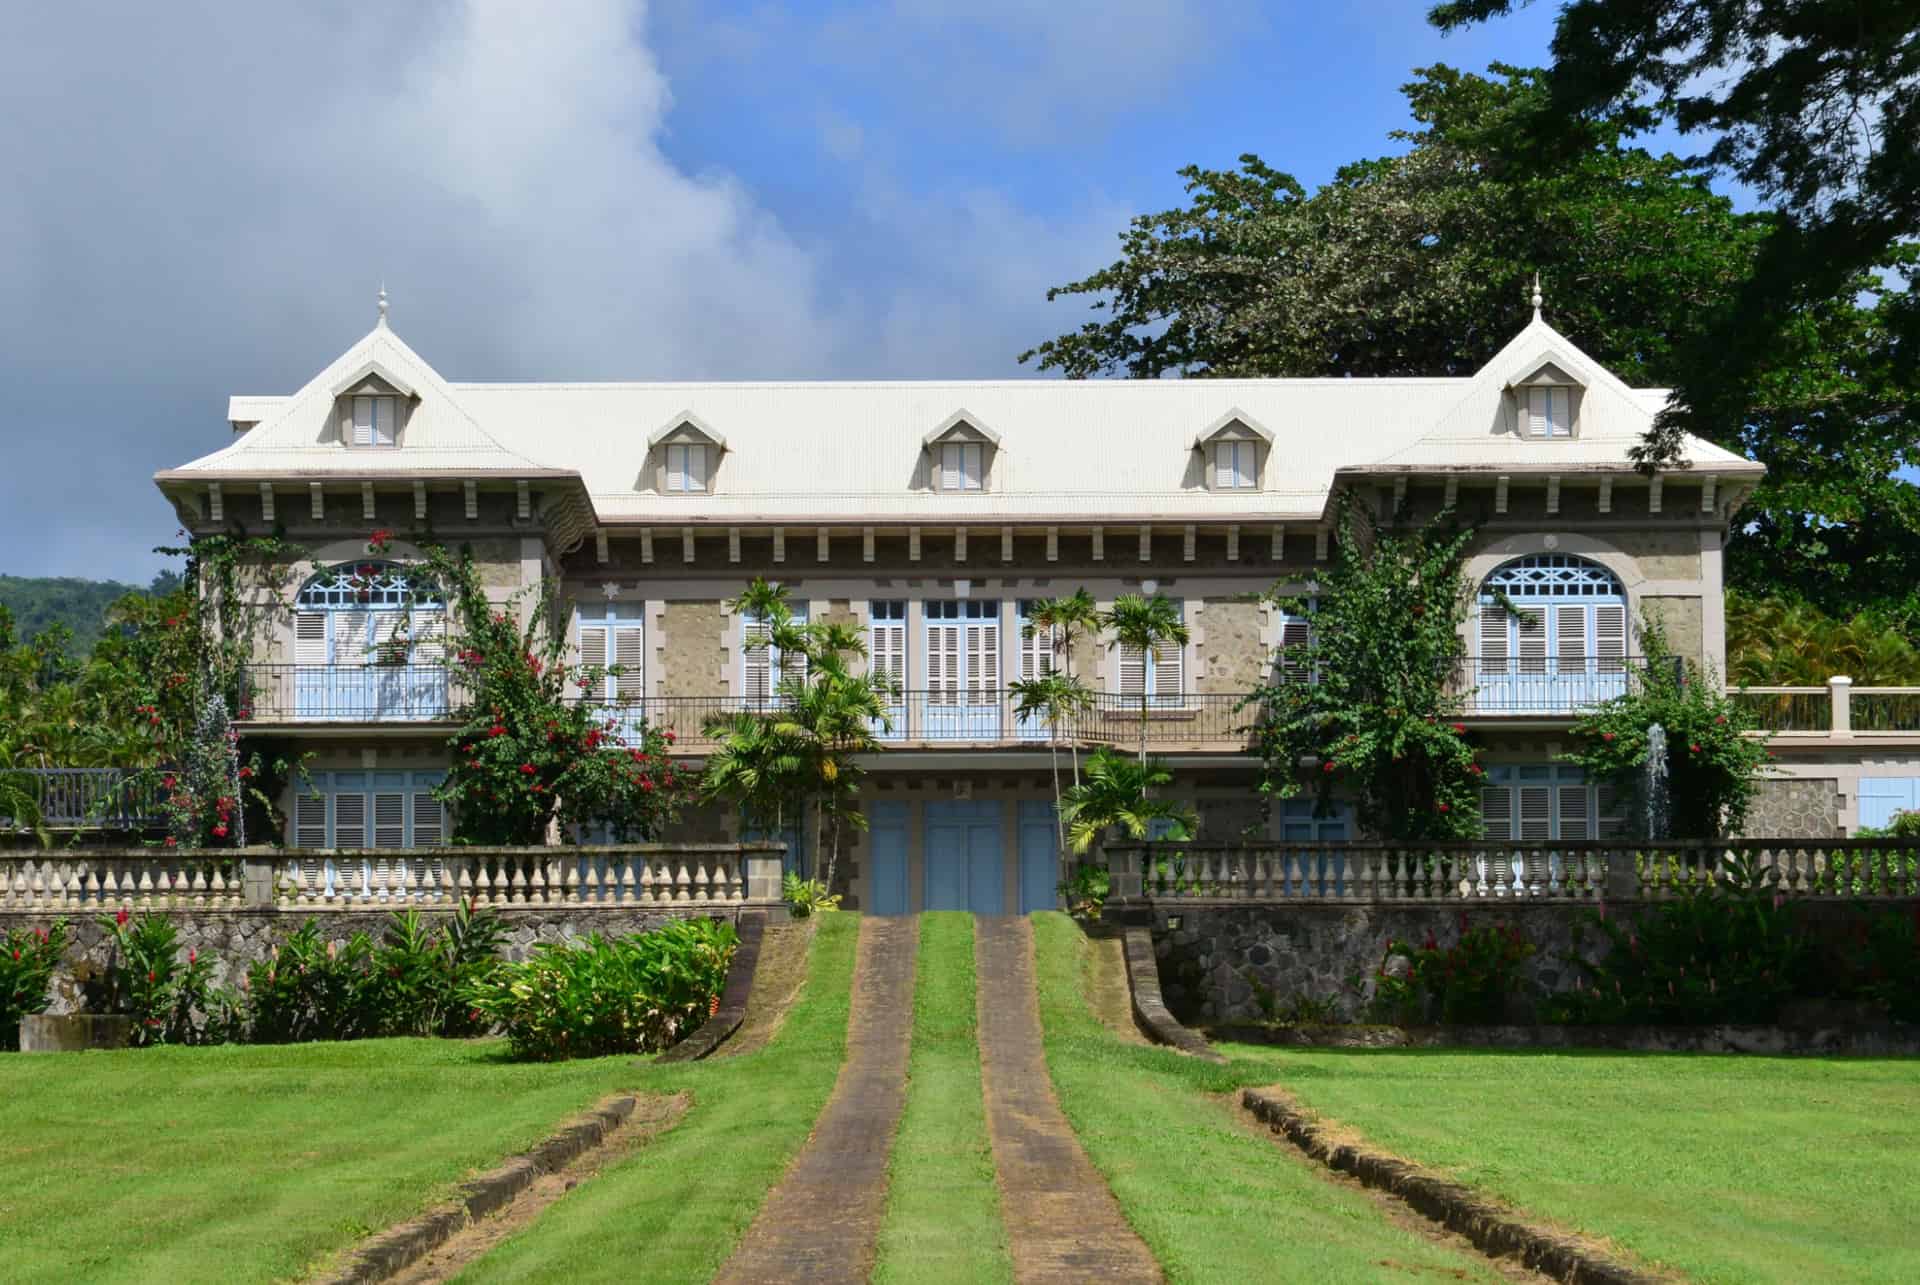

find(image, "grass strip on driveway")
[1221,1040,1920,1284]
[1028,913,1503,1284]
[453,911,860,1283]
[0,1037,646,1284]
[872,912,1012,1285]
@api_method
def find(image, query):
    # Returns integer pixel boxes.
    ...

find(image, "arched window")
[289,563,447,720]
[1475,554,1627,712]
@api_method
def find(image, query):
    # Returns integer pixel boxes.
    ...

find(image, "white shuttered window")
[1211,440,1255,488]
[1525,386,1571,438]
[349,395,397,447]
[666,443,710,492]
[1115,599,1185,706]
[939,442,983,491]
[1481,765,1626,840]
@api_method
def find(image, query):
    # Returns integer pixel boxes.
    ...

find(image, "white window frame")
[666,442,710,493]
[1480,764,1625,841]
[742,600,808,705]
[939,441,984,492]
[1113,598,1186,708]
[1524,386,1572,439]
[1211,439,1257,489]
[348,394,398,448]
[575,607,646,703]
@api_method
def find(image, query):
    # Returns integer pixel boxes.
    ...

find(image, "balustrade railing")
[1727,678,1920,736]
[4,768,162,829]
[0,844,787,912]
[238,664,467,723]
[1104,838,1920,903]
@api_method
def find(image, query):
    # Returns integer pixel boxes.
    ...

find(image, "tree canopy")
[1025,64,1920,627]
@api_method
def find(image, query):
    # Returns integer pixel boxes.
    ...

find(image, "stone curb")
[656,910,766,1063]
[1122,927,1225,1063]
[1242,1088,1656,1285]
[319,1095,640,1285]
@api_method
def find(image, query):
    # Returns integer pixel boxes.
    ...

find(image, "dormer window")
[351,395,398,448]
[1525,387,1571,439]
[1212,440,1256,488]
[923,409,1000,493]
[666,443,710,492]
[1193,408,1271,493]
[648,411,726,496]
[940,441,984,491]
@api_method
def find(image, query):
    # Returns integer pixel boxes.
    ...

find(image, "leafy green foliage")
[1728,591,1920,686]
[1373,920,1536,1025]
[422,541,688,845]
[94,910,221,1046]
[781,871,841,917]
[356,904,508,1038]
[1,918,69,1051]
[1567,625,1769,838]
[1025,62,1920,625]
[1059,748,1195,854]
[0,575,154,654]
[243,922,379,1044]
[1102,593,1190,763]
[1249,498,1484,840]
[1057,861,1110,919]
[465,919,737,1061]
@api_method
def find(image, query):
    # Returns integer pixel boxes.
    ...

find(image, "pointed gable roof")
[158,322,566,480]
[1356,313,1761,476]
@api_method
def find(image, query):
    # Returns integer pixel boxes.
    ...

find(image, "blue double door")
[866,799,1061,916]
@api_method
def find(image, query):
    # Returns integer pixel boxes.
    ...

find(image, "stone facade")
[659,600,726,698]
[1641,595,1705,667]
[1742,777,1841,839]
[1196,599,1267,695]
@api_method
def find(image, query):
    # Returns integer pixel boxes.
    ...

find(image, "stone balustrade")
[0,844,788,914]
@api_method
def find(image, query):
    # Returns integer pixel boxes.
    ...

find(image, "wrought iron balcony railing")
[238,664,465,723]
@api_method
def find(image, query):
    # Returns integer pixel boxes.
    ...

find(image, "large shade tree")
[1024,64,1920,628]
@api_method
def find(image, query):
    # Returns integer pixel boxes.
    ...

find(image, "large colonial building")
[155,296,1767,913]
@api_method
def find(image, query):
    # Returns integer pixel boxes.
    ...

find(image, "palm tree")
[1008,670,1096,853]
[1059,748,1196,853]
[1101,593,1190,764]
[770,635,892,894]
[699,709,808,845]
[1026,590,1099,786]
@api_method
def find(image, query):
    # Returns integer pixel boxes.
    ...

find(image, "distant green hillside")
[0,573,180,654]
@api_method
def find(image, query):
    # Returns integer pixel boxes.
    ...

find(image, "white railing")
[1730,676,1920,736]
[0,853,248,910]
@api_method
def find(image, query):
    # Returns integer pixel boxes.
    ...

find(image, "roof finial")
[376,283,390,328]
[1530,271,1543,319]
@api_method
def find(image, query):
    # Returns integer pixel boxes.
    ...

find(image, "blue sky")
[1,1,1590,582]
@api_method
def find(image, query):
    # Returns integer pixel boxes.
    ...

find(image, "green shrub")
[360,903,507,1037]
[1057,861,1110,918]
[1373,918,1535,1024]
[466,918,737,1061]
[782,871,841,918]
[94,910,220,1045]
[243,921,378,1044]
[1844,907,1920,1024]
[1,919,69,1051]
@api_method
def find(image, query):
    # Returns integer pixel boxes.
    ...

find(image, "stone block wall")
[1742,778,1841,839]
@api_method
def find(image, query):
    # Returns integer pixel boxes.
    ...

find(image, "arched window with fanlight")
[1475,554,1627,713]
[288,562,448,720]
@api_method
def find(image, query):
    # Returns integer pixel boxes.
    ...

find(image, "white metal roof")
[164,313,1762,522]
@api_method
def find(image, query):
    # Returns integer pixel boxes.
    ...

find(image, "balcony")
[239,664,464,724]
[3,768,162,831]
[1730,677,1920,737]
[1447,655,1670,717]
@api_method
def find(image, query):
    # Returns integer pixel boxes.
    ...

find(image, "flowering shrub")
[416,543,690,844]
[357,903,507,1037]
[1249,497,1485,840]
[1567,624,1769,839]
[466,919,737,1061]
[1,919,69,1051]
[244,922,380,1044]
[1372,918,1535,1024]
[94,910,221,1045]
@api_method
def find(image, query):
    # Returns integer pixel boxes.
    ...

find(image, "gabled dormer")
[647,411,726,494]
[1505,356,1588,441]
[331,359,417,448]
[1193,409,1271,491]
[922,410,1000,493]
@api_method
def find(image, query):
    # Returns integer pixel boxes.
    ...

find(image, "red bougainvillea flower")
[164,837,178,848]
[1602,732,1616,742]
[211,825,228,839]
[519,763,536,774]
[1438,802,1451,813]
[1322,760,1336,773]
[1690,743,1702,753]
[1449,723,1466,735]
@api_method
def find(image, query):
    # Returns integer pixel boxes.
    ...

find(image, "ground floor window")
[1278,798,1351,840]
[292,770,447,848]
[1480,764,1624,840]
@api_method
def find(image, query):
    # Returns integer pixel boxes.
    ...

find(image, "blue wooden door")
[1017,800,1060,913]
[924,800,1004,913]
[868,801,910,915]
[1860,778,1920,829]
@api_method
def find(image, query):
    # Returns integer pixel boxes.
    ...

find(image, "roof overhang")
[328,359,418,399]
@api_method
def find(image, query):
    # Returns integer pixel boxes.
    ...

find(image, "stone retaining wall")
[15,905,745,1018]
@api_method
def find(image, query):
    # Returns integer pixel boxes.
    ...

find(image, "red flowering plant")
[93,909,220,1045]
[417,543,689,844]
[1566,622,1769,840]
[1372,916,1536,1025]
[1248,495,1485,840]
[1,919,70,1051]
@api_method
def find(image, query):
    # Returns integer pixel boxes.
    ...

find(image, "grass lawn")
[1029,913,1503,1284]
[872,912,1012,1284]
[452,912,860,1283]
[1220,1040,1920,1283]
[0,1037,644,1283]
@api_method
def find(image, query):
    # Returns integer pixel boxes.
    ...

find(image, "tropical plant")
[1056,861,1110,919]
[1248,496,1484,841]
[422,541,688,845]
[1059,748,1196,854]
[93,909,220,1046]
[1023,590,1100,784]
[465,919,737,1061]
[1727,592,1920,687]
[1008,670,1095,852]
[358,903,508,1038]
[1373,919,1536,1025]
[781,871,841,917]
[243,922,379,1044]
[1567,623,1770,839]
[1101,593,1190,764]
[1,919,69,1051]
